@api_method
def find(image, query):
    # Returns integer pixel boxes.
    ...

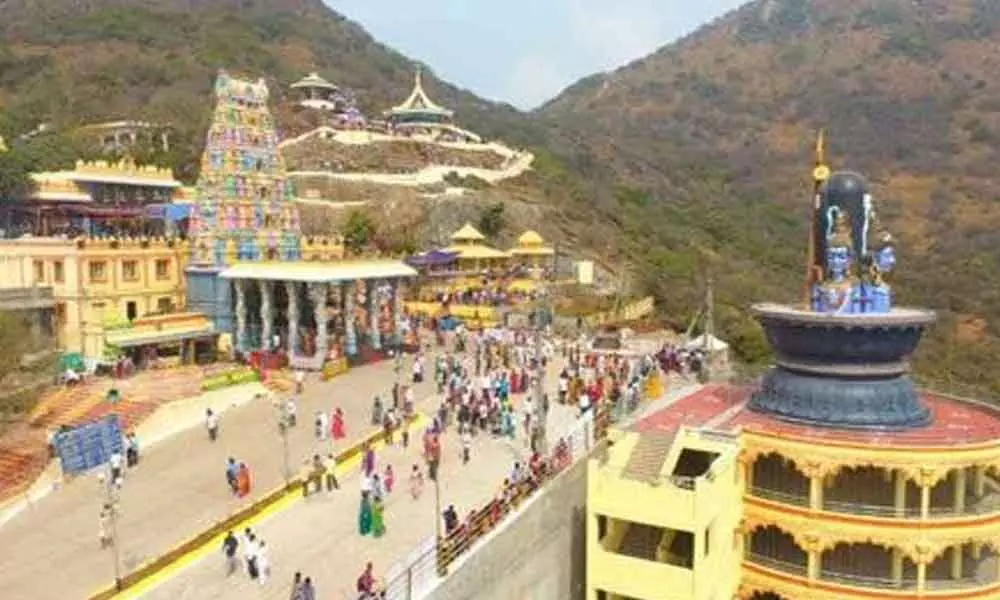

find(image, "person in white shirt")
[360,472,373,499]
[578,392,591,416]
[108,450,124,484]
[285,397,297,427]
[205,408,219,442]
[256,539,270,585]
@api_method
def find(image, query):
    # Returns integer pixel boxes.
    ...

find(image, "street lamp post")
[276,401,291,485]
[99,473,122,591]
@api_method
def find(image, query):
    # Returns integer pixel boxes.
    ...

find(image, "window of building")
[155,259,170,280]
[53,261,64,283]
[157,297,173,313]
[89,261,107,282]
[122,260,138,282]
[33,260,44,283]
[126,301,138,322]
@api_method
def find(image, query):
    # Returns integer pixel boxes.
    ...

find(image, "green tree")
[0,312,29,382]
[0,150,31,205]
[342,209,376,256]
[478,202,506,239]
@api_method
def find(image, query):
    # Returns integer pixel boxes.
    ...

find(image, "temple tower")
[186,71,302,332]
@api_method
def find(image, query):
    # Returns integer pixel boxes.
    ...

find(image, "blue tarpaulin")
[54,415,123,475]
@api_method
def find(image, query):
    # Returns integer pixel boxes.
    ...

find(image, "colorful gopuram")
[186,71,415,368]
[585,134,1000,600]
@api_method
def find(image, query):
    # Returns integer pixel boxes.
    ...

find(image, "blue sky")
[325,0,747,109]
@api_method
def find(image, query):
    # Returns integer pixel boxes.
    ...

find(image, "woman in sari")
[372,497,386,538]
[362,444,376,478]
[331,407,346,440]
[237,462,251,497]
[358,495,373,536]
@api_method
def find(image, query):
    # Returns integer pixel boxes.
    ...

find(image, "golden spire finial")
[813,128,830,183]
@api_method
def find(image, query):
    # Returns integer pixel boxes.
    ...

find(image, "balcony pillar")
[807,550,819,580]
[809,475,823,510]
[891,549,903,583]
[954,468,967,514]
[894,470,907,517]
[917,561,927,591]
[951,545,963,579]
[974,465,986,498]
[920,484,931,520]
[972,543,982,561]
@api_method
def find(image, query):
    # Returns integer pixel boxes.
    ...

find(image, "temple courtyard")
[0,349,578,600]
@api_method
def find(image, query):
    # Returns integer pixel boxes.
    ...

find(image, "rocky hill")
[0,0,540,179]
[537,0,1000,394]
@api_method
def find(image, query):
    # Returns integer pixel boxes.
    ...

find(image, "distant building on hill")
[80,121,172,154]
[383,69,482,143]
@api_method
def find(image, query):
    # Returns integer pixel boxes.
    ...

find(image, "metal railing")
[749,485,1000,519]
[746,552,992,591]
[381,408,606,596]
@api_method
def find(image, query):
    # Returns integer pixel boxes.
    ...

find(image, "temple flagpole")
[804,129,830,307]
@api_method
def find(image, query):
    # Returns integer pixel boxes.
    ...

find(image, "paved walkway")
[0,349,573,599]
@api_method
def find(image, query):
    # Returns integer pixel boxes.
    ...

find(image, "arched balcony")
[749,453,808,506]
[745,530,1000,592]
[747,593,787,600]
[747,451,1000,520]
[746,525,807,575]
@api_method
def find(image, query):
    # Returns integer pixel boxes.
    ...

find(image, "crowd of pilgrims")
[203,319,688,599]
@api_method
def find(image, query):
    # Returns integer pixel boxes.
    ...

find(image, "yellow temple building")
[0,236,190,359]
[9,158,185,237]
[508,229,555,268]
[585,143,1000,600]
[443,223,510,271]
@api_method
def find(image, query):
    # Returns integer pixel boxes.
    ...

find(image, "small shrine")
[384,68,454,126]
[444,223,509,270]
[508,230,555,269]
[290,73,362,123]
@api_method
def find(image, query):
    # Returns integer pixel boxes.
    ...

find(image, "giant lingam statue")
[749,132,935,430]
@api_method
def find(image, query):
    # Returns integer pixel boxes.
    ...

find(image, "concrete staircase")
[618,523,661,561]
[621,432,676,483]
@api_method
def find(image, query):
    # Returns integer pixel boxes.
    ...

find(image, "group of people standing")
[221,527,271,585]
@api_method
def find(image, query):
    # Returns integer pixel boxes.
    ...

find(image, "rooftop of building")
[634,383,1000,448]
[385,69,454,118]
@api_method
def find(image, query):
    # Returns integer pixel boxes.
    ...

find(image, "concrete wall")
[427,456,589,600]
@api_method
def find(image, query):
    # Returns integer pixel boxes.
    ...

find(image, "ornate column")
[891,549,904,583]
[310,283,328,360]
[953,468,967,514]
[259,280,273,350]
[894,469,907,517]
[286,281,299,355]
[390,278,402,346]
[234,279,248,351]
[974,465,987,498]
[344,281,357,356]
[368,280,381,350]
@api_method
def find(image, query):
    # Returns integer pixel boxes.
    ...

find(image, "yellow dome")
[517,230,544,246]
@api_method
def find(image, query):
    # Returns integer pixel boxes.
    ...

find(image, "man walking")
[221,530,239,576]
[205,408,219,442]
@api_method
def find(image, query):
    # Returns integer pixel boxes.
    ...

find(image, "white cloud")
[567,0,672,71]
[503,55,567,110]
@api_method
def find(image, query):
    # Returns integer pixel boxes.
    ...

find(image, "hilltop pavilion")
[384,69,481,143]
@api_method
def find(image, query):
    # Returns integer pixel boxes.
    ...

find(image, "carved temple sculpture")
[809,170,896,315]
[749,139,936,430]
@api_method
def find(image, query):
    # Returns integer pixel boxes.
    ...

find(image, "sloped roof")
[291,72,338,90]
[387,69,454,117]
[450,223,485,242]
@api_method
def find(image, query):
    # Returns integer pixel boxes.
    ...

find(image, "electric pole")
[702,275,715,382]
[531,243,556,454]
